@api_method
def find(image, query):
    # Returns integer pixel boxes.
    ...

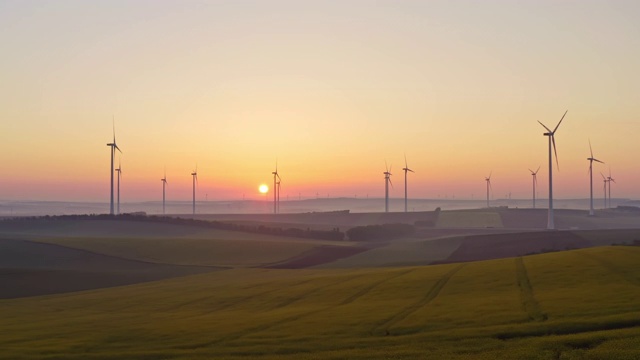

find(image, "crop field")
[436,210,504,228]
[1,246,639,359]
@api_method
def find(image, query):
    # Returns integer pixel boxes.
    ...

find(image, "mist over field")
[1,198,636,217]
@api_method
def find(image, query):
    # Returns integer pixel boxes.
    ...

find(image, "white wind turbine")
[601,173,608,209]
[191,166,198,215]
[607,169,616,209]
[161,169,168,215]
[485,172,492,208]
[106,120,121,215]
[402,155,414,213]
[272,161,280,214]
[115,159,122,215]
[538,110,567,230]
[384,162,393,213]
[529,167,540,209]
[587,141,604,216]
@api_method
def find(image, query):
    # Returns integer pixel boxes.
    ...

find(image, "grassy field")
[0,219,357,267]
[436,210,504,228]
[1,246,639,359]
[28,237,323,267]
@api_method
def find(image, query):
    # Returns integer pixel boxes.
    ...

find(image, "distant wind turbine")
[607,169,616,209]
[115,159,122,215]
[191,165,198,215]
[402,155,414,213]
[538,110,567,230]
[529,167,540,209]
[485,172,492,208]
[272,161,280,214]
[601,173,608,209]
[277,177,282,214]
[161,169,167,215]
[106,119,122,215]
[587,140,604,216]
[384,162,393,213]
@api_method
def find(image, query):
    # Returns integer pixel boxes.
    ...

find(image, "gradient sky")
[1,0,639,202]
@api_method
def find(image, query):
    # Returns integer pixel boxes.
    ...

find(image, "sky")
[1,0,639,203]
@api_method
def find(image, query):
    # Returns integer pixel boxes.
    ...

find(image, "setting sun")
[259,184,269,194]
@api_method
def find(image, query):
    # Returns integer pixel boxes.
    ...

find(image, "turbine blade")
[589,139,593,158]
[552,135,559,170]
[601,172,606,180]
[553,110,568,133]
[385,160,389,173]
[535,166,540,174]
[593,158,604,164]
[538,120,552,133]
[404,153,408,169]
[114,144,122,153]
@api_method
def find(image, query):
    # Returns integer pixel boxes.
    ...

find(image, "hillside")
[1,246,639,359]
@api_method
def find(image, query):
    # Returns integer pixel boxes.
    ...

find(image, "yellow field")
[1,246,639,359]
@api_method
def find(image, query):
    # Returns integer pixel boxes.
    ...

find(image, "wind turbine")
[115,159,122,215]
[485,172,492,208]
[402,155,414,213]
[587,141,604,216]
[384,162,393,213]
[106,119,121,215]
[272,161,280,214]
[191,165,198,215]
[529,167,540,209]
[161,169,168,215]
[601,173,608,209]
[607,169,616,209]
[277,177,282,214]
[538,110,567,230]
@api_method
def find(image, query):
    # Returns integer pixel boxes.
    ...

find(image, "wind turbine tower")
[191,166,198,215]
[272,162,280,214]
[485,173,492,208]
[529,167,540,209]
[161,171,168,215]
[538,110,567,230]
[384,162,393,213]
[607,169,616,209]
[115,159,122,215]
[601,173,608,209]
[587,141,604,216]
[402,155,414,213]
[106,120,121,215]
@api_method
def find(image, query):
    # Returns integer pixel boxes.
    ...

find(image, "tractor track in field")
[267,275,362,310]
[182,275,368,349]
[184,270,422,348]
[515,257,547,321]
[575,251,640,287]
[340,269,416,306]
[371,264,465,336]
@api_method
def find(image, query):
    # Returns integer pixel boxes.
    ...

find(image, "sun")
[259,184,269,194]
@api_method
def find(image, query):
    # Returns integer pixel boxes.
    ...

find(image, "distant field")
[1,246,639,359]
[436,210,504,228]
[30,237,323,267]
[316,237,463,268]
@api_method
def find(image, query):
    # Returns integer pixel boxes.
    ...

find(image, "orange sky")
[1,1,639,202]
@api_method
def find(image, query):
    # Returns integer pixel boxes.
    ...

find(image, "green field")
[0,219,355,267]
[436,210,504,228]
[1,246,639,359]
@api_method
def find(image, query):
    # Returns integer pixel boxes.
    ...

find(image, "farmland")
[0,246,639,359]
[1,211,640,359]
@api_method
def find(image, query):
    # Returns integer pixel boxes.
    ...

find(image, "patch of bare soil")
[0,239,221,299]
[436,231,591,264]
[263,246,369,269]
